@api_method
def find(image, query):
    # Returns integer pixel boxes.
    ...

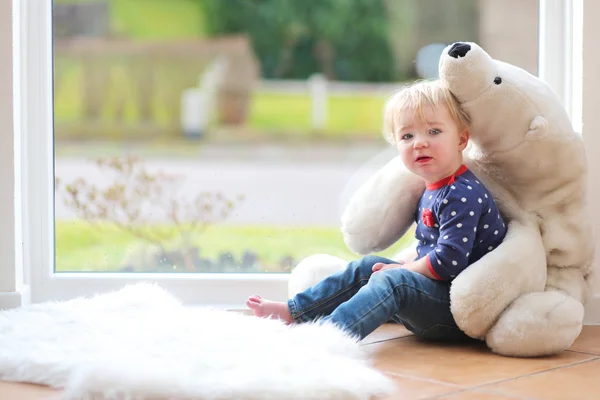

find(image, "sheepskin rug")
[0,283,394,399]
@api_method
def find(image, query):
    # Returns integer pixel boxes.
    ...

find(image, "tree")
[201,0,398,81]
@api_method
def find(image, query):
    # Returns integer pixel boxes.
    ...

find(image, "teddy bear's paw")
[288,254,348,297]
[485,291,584,357]
[525,116,549,141]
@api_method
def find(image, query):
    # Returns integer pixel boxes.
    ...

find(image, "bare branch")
[55,155,244,258]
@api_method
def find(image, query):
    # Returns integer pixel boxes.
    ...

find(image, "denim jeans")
[288,255,473,342]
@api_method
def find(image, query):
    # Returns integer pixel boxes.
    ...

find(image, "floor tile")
[481,358,600,400]
[435,389,526,399]
[379,373,461,400]
[569,325,600,355]
[366,336,594,387]
[0,381,60,400]
[362,323,413,345]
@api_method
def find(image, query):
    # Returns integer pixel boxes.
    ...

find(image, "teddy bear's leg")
[341,156,425,255]
[485,266,588,357]
[450,216,547,339]
[485,292,584,357]
[288,254,348,297]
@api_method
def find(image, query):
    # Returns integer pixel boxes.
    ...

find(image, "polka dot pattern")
[415,168,507,281]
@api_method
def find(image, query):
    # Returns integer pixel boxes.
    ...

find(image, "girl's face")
[394,104,469,185]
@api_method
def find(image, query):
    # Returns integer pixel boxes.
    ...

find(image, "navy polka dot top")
[414,165,507,281]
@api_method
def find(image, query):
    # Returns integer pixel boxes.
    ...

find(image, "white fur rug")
[0,284,394,399]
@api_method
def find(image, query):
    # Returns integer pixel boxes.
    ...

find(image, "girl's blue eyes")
[401,129,441,140]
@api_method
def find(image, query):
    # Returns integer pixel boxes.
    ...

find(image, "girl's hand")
[372,262,405,274]
[372,257,439,280]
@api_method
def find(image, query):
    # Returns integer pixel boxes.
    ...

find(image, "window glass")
[52,0,539,273]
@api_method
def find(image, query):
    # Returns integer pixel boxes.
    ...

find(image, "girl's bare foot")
[246,295,294,324]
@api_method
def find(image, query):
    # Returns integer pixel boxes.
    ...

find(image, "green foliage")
[200,0,398,82]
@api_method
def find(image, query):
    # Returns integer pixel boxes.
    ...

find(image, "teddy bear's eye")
[494,77,502,85]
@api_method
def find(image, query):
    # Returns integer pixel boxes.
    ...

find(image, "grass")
[55,221,415,273]
[54,77,390,141]
[249,92,387,138]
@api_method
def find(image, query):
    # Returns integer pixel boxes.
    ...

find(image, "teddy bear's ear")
[525,116,549,142]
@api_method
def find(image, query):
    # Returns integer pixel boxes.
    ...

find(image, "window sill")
[31,272,289,308]
[0,285,30,310]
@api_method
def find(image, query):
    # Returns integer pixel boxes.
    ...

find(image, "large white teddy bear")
[289,42,594,357]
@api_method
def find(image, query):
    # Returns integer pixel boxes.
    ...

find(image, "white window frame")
[14,1,590,312]
[19,0,289,308]
[538,0,583,132]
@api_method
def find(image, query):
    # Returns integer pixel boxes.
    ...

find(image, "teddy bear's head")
[438,42,575,154]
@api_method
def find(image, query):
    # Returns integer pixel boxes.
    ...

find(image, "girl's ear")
[458,129,469,151]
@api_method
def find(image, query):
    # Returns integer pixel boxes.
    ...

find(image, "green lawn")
[55,221,415,273]
[54,76,389,140]
[249,92,388,138]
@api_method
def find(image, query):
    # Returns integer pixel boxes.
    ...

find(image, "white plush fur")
[289,254,348,297]
[289,42,594,357]
[0,284,394,399]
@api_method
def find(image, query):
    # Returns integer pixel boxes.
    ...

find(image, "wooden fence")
[53,35,259,140]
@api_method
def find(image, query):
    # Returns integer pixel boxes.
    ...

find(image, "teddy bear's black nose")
[448,42,471,58]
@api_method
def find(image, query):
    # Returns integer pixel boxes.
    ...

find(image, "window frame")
[17,1,584,309]
[20,0,291,308]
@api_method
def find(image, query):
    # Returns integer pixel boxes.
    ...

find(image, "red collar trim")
[425,165,468,190]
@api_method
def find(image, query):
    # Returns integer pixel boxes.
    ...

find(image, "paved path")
[54,145,399,225]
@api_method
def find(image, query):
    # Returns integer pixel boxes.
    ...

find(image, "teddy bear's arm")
[449,215,548,338]
[341,156,425,254]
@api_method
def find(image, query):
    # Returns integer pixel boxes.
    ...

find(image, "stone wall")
[53,1,110,39]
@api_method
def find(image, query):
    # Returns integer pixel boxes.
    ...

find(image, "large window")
[21,0,566,307]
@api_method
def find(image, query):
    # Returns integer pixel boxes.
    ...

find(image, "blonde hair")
[382,80,471,144]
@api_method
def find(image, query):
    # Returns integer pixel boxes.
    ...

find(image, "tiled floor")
[368,325,600,399]
[1,325,599,399]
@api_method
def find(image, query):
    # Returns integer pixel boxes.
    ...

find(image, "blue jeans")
[288,255,473,342]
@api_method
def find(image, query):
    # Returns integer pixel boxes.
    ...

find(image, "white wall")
[0,1,16,294]
[479,0,539,75]
[582,0,600,323]
[0,0,25,310]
